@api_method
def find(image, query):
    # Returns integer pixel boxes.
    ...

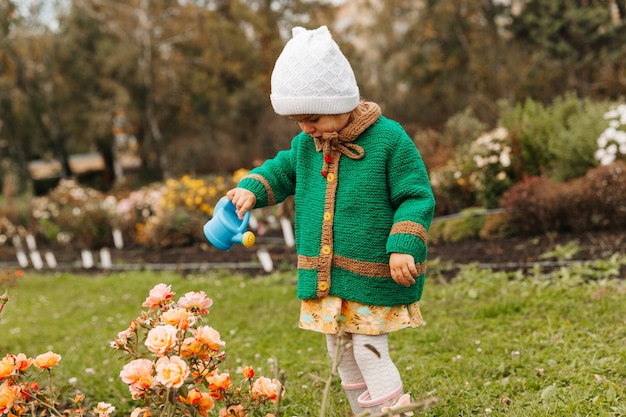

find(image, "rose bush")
[0,283,283,417]
[0,348,115,417]
[111,283,283,417]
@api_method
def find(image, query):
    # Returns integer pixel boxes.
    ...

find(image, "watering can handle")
[221,197,250,231]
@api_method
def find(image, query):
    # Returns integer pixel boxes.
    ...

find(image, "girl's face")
[289,113,351,139]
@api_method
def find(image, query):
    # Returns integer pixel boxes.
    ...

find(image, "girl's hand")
[389,253,418,287]
[226,188,257,219]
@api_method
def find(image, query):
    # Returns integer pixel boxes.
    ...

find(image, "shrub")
[567,161,626,231]
[429,160,477,215]
[430,127,515,210]
[499,176,568,234]
[116,173,244,249]
[500,161,626,234]
[479,212,512,240]
[30,179,116,249]
[498,95,612,182]
[428,208,487,244]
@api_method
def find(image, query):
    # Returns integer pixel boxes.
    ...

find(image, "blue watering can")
[203,196,255,251]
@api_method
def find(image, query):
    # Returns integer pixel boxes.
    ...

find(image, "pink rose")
[145,325,178,356]
[177,291,213,314]
[142,283,175,311]
[155,356,189,388]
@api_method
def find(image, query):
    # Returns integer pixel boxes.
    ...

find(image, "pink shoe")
[381,393,414,416]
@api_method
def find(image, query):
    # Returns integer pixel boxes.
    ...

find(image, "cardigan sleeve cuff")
[238,176,269,208]
[386,234,428,262]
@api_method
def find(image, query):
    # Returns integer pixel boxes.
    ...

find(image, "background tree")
[0,0,77,193]
[2,0,626,193]
[508,0,626,101]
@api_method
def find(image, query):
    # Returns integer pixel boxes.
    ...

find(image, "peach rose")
[180,337,208,359]
[0,356,15,381]
[0,380,20,415]
[207,372,231,400]
[33,351,61,369]
[155,356,189,388]
[177,291,213,314]
[93,402,116,417]
[130,407,151,417]
[12,354,32,373]
[142,283,175,311]
[120,359,154,389]
[251,377,282,403]
[241,366,254,380]
[161,308,191,330]
[145,325,178,356]
[218,404,246,417]
[180,388,214,416]
[193,326,225,351]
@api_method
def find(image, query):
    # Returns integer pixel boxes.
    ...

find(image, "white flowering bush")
[594,104,626,166]
[30,179,117,248]
[467,127,513,208]
[430,127,514,210]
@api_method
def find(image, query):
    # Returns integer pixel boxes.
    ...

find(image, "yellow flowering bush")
[122,172,248,249]
[18,169,284,250]
[111,283,283,417]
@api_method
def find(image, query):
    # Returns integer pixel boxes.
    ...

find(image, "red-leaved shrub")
[500,161,626,234]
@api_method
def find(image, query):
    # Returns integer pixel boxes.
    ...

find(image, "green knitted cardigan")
[238,102,435,306]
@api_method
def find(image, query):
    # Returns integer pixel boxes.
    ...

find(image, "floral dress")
[299,296,425,335]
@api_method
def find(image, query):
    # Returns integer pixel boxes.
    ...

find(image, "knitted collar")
[313,100,381,172]
[314,101,381,151]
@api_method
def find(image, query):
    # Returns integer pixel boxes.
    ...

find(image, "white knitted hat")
[270,26,360,116]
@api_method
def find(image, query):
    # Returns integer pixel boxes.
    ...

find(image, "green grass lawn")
[1,258,625,416]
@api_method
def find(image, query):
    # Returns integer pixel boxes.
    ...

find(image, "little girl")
[227,25,435,415]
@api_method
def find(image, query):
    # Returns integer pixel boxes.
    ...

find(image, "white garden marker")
[25,234,37,251]
[81,249,94,269]
[248,214,259,230]
[16,251,29,268]
[100,248,112,270]
[280,217,295,247]
[44,251,57,269]
[112,227,124,249]
[29,251,44,270]
[256,248,274,272]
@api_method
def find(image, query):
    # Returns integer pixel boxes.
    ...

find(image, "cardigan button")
[324,212,332,221]
[326,173,335,182]
[321,245,332,255]
[318,281,329,291]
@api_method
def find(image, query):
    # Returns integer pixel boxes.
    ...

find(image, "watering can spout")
[203,197,256,251]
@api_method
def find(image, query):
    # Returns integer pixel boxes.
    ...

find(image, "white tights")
[326,333,403,408]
